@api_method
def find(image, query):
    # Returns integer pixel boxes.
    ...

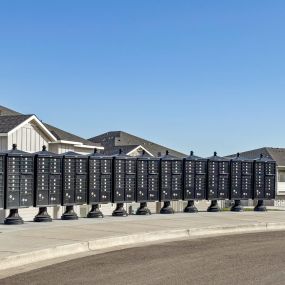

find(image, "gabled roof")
[44,123,98,147]
[0,105,101,148]
[89,131,186,158]
[0,105,21,116]
[227,147,285,166]
[0,115,33,133]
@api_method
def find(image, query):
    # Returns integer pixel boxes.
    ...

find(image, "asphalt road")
[1,231,285,285]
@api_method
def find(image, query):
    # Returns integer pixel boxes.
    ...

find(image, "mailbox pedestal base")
[207,200,220,212]
[4,209,24,225]
[254,200,267,212]
[112,203,128,217]
[184,200,198,213]
[34,207,52,222]
[160,201,174,214]
[87,204,104,218]
[136,202,151,215]
[61,206,78,220]
[231,200,243,212]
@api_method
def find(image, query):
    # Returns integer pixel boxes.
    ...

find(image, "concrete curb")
[1,222,285,271]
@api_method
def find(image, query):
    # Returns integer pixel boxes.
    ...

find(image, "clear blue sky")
[0,0,284,157]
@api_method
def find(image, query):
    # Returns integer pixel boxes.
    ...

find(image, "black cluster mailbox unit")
[136,150,160,215]
[253,154,276,211]
[61,151,88,220]
[160,151,183,214]
[112,150,136,216]
[87,149,113,218]
[207,152,230,212]
[230,153,253,212]
[34,146,62,222]
[183,151,207,213]
[0,152,5,210]
[4,144,34,225]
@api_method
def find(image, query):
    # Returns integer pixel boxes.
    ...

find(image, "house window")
[279,171,285,182]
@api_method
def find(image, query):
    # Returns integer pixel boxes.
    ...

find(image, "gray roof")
[103,145,140,155]
[227,147,285,166]
[0,105,99,147]
[0,105,21,116]
[89,131,186,158]
[44,123,97,147]
[0,115,33,133]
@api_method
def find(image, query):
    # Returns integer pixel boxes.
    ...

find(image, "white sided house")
[0,106,104,221]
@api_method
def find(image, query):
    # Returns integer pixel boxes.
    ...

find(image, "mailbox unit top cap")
[6,144,34,156]
[184,151,206,161]
[231,153,253,162]
[137,150,158,160]
[89,149,111,159]
[35,146,62,157]
[255,153,276,163]
[207,152,230,161]
[62,151,88,158]
[160,150,180,160]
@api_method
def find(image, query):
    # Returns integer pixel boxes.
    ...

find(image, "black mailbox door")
[171,174,183,200]
[231,161,242,199]
[254,162,265,199]
[75,174,87,204]
[20,174,34,207]
[89,159,100,204]
[125,174,136,202]
[160,161,171,201]
[63,158,75,205]
[184,160,195,200]
[0,156,4,208]
[100,175,111,202]
[265,162,276,200]
[113,159,125,202]
[137,160,148,202]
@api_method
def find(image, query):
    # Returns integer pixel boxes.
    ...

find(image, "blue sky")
[0,0,284,157]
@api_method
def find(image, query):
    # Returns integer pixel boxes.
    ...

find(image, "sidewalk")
[0,211,285,273]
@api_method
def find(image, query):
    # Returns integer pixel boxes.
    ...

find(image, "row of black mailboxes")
[0,145,276,210]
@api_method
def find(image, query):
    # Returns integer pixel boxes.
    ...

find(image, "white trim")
[75,144,104,150]
[127,145,154,156]
[7,115,57,142]
[50,140,104,150]
[0,133,8,137]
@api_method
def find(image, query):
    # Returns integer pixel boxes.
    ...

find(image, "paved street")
[1,231,285,285]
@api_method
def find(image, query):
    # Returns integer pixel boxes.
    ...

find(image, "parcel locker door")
[89,173,100,204]
[160,173,171,201]
[218,175,229,199]
[0,174,3,208]
[265,176,275,199]
[114,172,125,202]
[184,173,195,200]
[171,175,182,200]
[49,175,61,205]
[75,175,87,204]
[137,174,148,202]
[63,175,75,204]
[100,175,111,203]
[20,175,34,207]
[37,190,49,205]
[7,190,20,208]
[148,175,159,201]
[241,176,252,199]
[195,174,206,200]
[207,175,218,199]
[125,175,136,202]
